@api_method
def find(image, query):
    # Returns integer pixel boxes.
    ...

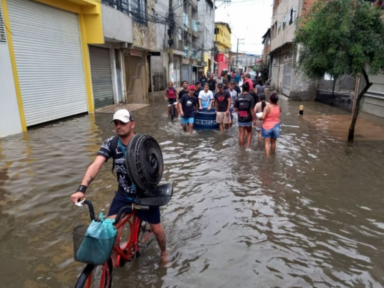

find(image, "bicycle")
[170,103,176,121]
[73,183,172,288]
[73,134,172,287]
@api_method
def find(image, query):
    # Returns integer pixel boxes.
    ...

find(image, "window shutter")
[0,2,7,42]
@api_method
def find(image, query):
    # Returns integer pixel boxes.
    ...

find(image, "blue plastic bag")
[76,213,117,265]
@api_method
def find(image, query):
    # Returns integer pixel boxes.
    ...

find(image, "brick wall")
[301,0,317,17]
[263,45,271,62]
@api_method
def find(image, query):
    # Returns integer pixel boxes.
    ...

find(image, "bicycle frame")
[86,262,111,288]
[113,210,153,266]
[75,199,155,288]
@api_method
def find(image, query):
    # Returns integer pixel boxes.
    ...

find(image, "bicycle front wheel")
[74,259,113,288]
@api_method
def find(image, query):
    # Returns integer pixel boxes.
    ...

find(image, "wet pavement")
[1,96,384,287]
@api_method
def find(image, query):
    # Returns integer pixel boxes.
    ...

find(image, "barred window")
[131,0,147,25]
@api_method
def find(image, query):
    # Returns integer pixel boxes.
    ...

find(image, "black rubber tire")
[126,134,163,191]
[74,260,113,288]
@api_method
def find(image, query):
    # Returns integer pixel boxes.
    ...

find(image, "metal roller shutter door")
[89,46,114,109]
[282,63,292,96]
[7,0,87,126]
[182,65,190,83]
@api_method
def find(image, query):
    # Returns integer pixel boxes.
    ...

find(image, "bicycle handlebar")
[75,198,149,224]
[76,198,96,221]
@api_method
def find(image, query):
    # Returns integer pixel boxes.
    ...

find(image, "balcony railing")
[102,0,147,25]
[192,19,198,32]
[183,13,189,28]
[192,49,198,59]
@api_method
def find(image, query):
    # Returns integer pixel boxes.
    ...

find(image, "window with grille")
[130,0,147,25]
[289,7,296,25]
[0,2,7,43]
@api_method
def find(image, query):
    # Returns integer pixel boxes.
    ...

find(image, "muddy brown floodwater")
[1,96,384,287]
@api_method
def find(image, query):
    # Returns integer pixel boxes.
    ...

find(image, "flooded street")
[1,96,384,287]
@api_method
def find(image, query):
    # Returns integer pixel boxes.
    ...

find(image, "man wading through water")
[232,82,256,149]
[70,109,168,264]
[208,74,218,93]
[214,83,231,132]
[179,85,199,134]
[178,81,189,116]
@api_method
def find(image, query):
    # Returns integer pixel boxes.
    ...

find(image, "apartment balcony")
[191,19,198,37]
[184,46,189,58]
[190,0,198,10]
[101,2,133,43]
[183,13,189,30]
[197,60,207,67]
[192,49,198,60]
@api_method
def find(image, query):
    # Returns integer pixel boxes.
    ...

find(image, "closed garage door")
[182,65,190,83]
[7,0,87,126]
[89,46,114,109]
[283,63,292,96]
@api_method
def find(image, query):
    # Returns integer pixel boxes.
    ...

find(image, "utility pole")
[167,0,175,84]
[236,38,244,69]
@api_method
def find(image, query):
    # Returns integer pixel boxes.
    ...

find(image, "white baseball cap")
[111,109,134,123]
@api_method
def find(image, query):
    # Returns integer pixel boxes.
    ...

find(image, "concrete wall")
[235,55,261,68]
[271,47,289,91]
[361,72,384,118]
[150,52,169,91]
[0,32,23,138]
[318,75,356,92]
[289,70,317,101]
[154,0,168,51]
[270,0,300,52]
[101,4,133,43]
[270,0,319,100]
[197,0,215,61]
[133,0,156,50]
[271,44,317,100]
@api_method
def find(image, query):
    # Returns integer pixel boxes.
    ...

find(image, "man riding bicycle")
[70,109,168,263]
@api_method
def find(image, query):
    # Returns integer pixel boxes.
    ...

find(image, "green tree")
[295,0,384,142]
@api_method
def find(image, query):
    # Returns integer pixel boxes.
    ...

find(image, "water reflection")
[0,98,384,287]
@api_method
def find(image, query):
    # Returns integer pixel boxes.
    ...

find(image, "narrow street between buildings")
[0,97,384,287]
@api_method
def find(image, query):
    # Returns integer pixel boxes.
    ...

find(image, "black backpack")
[109,136,120,175]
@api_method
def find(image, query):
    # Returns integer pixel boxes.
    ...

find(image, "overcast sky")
[215,0,273,55]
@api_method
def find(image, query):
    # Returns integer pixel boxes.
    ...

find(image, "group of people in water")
[164,73,281,156]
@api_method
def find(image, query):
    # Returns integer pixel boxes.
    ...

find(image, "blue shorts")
[108,192,160,224]
[262,123,280,138]
[181,117,194,125]
[238,121,252,127]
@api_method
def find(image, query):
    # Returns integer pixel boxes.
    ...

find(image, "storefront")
[0,0,103,137]
[124,50,148,104]
[89,46,114,109]
[217,53,229,77]
[7,0,88,126]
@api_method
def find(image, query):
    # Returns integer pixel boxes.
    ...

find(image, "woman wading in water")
[259,93,281,156]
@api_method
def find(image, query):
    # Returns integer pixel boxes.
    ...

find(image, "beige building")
[270,0,317,100]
